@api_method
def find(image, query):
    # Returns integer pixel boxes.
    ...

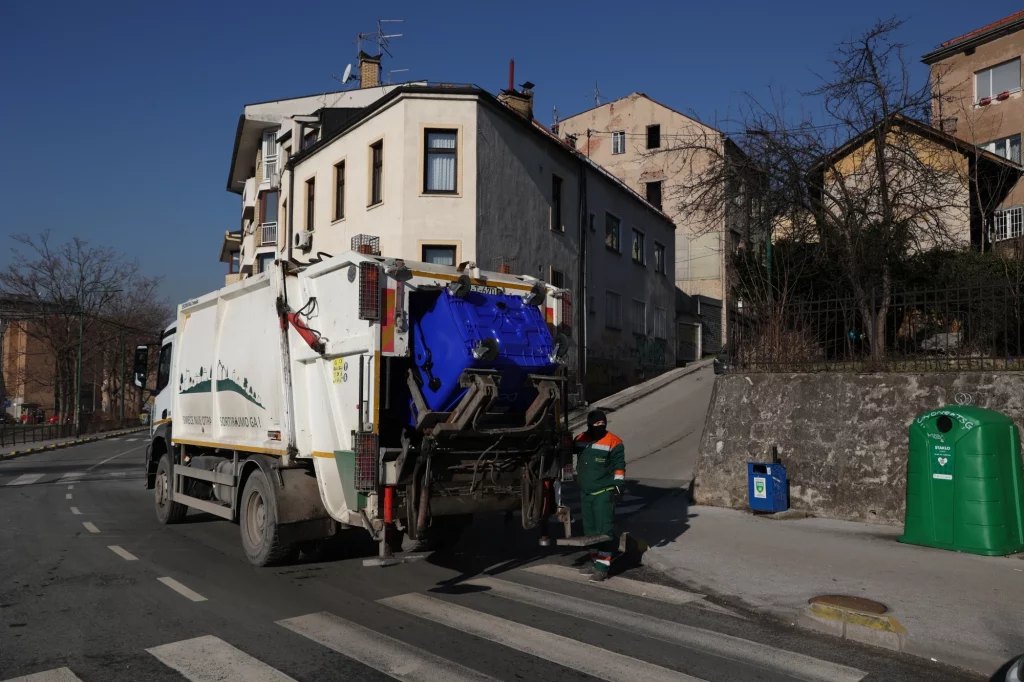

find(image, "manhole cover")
[808,595,888,614]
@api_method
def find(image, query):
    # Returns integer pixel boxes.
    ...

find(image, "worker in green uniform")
[574,410,625,581]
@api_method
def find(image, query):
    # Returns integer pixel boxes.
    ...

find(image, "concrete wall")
[695,372,1024,525]
[476,105,677,401]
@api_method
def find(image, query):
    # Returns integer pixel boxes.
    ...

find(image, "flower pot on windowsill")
[979,97,993,106]
[997,91,1011,101]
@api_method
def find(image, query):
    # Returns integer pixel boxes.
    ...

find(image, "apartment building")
[924,10,1024,254]
[556,94,739,355]
[221,57,676,402]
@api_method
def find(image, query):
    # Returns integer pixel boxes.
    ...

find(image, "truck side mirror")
[133,345,149,389]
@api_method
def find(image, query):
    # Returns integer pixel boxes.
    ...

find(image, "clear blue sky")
[2,0,1020,305]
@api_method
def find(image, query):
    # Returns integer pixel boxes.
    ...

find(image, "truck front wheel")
[239,469,296,566]
[154,454,187,524]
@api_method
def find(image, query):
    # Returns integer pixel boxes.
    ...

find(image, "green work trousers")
[582,488,615,573]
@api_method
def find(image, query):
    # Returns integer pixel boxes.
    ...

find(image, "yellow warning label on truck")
[332,358,344,384]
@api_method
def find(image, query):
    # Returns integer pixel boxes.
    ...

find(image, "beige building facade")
[924,10,1024,253]
[556,93,734,352]
[222,63,676,402]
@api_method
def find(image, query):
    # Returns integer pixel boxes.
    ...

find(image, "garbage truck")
[136,245,573,566]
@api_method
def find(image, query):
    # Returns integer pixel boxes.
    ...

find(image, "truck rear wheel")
[239,468,296,566]
[154,454,187,524]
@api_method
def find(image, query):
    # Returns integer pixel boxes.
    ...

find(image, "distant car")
[713,346,732,375]
[46,414,62,424]
[1007,655,1023,682]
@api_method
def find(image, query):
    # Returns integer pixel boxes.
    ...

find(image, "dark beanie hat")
[587,410,607,427]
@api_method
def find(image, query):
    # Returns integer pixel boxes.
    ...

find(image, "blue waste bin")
[747,462,788,513]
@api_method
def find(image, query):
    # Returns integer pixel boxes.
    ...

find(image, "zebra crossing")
[1,565,868,682]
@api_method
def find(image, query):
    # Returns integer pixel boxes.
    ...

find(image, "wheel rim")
[156,470,169,509]
[244,489,266,548]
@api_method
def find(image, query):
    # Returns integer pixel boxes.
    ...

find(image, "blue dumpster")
[748,462,788,513]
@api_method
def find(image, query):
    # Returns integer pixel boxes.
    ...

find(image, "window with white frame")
[631,299,647,336]
[982,134,1022,164]
[653,306,667,340]
[262,130,278,180]
[424,129,457,193]
[993,207,1024,241]
[612,131,626,155]
[605,291,622,329]
[976,59,1021,102]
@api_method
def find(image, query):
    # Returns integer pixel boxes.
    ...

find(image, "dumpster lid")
[914,405,1013,432]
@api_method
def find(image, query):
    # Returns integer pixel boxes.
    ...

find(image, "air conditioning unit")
[293,230,313,251]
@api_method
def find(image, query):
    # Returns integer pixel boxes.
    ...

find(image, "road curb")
[0,427,148,461]
[569,358,714,429]
[640,558,1011,676]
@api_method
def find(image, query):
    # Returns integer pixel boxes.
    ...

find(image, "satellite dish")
[341,63,353,84]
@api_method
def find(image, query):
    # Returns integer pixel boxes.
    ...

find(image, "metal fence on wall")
[726,284,1024,372]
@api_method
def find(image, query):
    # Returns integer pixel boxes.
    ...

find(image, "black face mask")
[587,425,607,440]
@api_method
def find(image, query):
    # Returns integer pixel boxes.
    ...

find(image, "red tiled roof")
[939,9,1024,48]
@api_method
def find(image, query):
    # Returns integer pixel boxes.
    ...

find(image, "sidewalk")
[569,358,715,429]
[630,495,1023,676]
[0,426,149,460]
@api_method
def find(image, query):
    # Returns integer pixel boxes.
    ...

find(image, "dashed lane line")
[82,522,99,533]
[70,507,81,515]
[108,545,138,561]
[157,577,207,602]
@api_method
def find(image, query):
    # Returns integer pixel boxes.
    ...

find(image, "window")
[605,212,620,251]
[424,129,458,193]
[302,130,317,150]
[645,181,663,210]
[155,343,172,394]
[632,228,646,265]
[647,124,661,149]
[551,175,563,232]
[334,162,345,221]
[370,140,384,206]
[550,268,565,289]
[421,245,456,266]
[993,207,1024,241]
[976,59,1021,102]
[631,299,647,336]
[653,306,668,340]
[260,190,278,245]
[305,178,315,231]
[257,253,274,274]
[939,117,958,134]
[654,242,666,274]
[605,291,622,329]
[982,134,1022,164]
[612,131,626,155]
[262,130,278,180]
[228,251,239,274]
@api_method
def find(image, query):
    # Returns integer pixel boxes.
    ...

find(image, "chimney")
[358,51,381,89]
[496,59,534,120]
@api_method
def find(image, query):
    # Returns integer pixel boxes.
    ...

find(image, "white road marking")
[58,472,84,483]
[67,485,74,490]
[8,473,44,486]
[4,668,84,681]
[65,493,72,500]
[147,635,294,682]
[125,438,139,442]
[87,443,145,471]
[108,545,138,561]
[82,522,99,533]
[524,564,705,605]
[70,507,81,515]
[279,611,497,682]
[157,576,207,602]
[468,576,866,682]
[380,593,706,682]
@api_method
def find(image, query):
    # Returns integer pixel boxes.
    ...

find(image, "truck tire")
[239,468,296,566]
[154,454,188,524]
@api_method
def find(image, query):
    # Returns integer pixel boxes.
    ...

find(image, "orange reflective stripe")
[597,433,622,448]
[614,470,625,476]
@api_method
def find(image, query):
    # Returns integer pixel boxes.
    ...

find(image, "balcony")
[242,178,256,220]
[260,222,278,246]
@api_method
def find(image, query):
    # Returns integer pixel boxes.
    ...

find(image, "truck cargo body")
[144,251,572,565]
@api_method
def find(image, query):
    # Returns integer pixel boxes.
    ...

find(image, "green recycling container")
[900,405,1024,556]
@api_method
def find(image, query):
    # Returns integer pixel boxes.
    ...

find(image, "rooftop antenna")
[592,81,604,107]
[386,68,409,85]
[358,19,404,58]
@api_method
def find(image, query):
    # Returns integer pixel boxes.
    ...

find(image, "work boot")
[589,571,609,582]
[578,563,595,575]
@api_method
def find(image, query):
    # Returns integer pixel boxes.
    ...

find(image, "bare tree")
[0,232,170,425]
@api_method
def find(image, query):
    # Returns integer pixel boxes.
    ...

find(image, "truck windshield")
[155,343,172,393]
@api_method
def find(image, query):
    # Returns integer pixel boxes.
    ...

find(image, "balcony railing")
[260,222,278,246]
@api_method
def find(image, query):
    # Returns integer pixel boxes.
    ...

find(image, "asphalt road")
[0,376,983,682]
